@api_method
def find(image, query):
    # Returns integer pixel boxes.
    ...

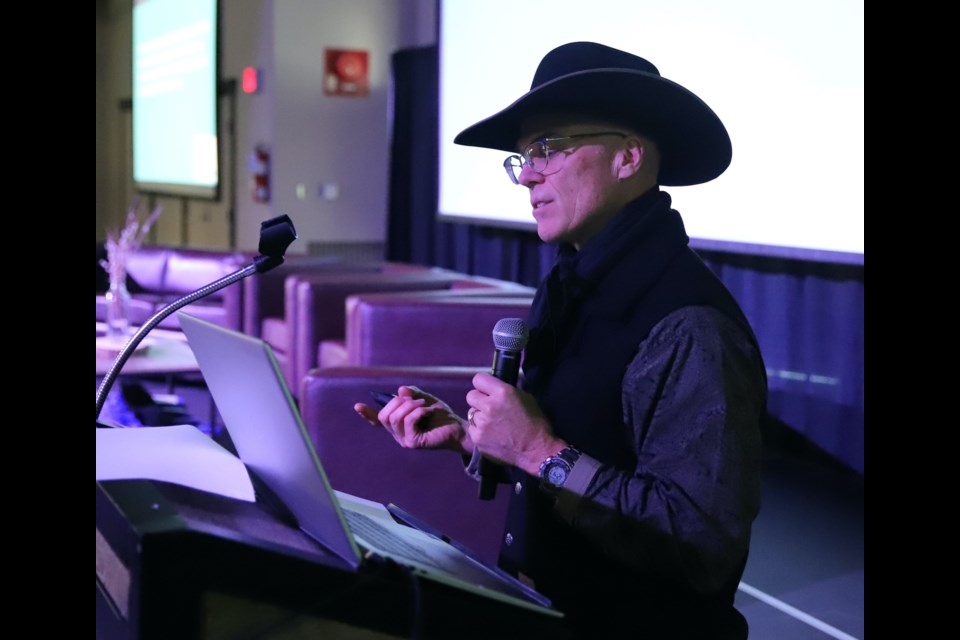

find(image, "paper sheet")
[96,424,255,502]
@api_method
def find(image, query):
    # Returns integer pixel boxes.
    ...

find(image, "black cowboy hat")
[454,42,731,186]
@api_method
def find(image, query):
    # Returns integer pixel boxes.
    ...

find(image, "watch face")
[546,463,569,487]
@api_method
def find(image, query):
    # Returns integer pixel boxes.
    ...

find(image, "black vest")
[502,190,761,637]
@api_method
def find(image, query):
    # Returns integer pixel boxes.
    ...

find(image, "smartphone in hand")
[369,390,433,430]
[370,391,395,407]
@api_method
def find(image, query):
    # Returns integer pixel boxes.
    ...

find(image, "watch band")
[553,446,581,468]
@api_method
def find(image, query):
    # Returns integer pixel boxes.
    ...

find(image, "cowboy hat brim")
[453,68,732,187]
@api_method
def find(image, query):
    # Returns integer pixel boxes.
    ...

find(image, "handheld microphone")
[478,317,529,500]
[95,215,297,422]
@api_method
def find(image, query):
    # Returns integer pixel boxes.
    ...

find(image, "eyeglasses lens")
[503,140,554,184]
[525,142,549,173]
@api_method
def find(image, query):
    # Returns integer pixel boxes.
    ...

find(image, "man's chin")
[536,223,558,244]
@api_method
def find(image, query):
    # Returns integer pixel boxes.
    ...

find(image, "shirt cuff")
[555,452,601,522]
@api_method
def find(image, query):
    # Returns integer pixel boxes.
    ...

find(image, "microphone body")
[479,318,529,500]
[491,349,522,386]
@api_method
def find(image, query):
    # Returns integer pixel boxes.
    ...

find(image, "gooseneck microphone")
[95,215,297,422]
[478,317,530,500]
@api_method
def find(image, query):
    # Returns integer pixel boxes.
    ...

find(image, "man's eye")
[527,144,548,159]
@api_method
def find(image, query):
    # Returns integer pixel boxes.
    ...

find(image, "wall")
[96,0,437,254]
[96,0,134,243]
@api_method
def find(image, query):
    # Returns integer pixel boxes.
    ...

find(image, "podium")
[96,479,571,640]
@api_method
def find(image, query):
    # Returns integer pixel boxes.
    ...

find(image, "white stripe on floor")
[738,581,858,640]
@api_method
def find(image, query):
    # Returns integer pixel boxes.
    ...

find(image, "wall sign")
[324,49,369,97]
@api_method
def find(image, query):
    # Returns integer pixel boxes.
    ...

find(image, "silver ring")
[467,407,477,425]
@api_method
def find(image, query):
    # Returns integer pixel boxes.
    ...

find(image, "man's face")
[515,115,626,249]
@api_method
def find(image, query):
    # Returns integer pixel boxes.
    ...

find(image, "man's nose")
[518,163,543,188]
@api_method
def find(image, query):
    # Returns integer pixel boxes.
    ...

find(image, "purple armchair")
[263,267,469,391]
[95,245,254,331]
[298,365,510,564]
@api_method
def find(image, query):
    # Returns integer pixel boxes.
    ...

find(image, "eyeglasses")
[502,131,627,185]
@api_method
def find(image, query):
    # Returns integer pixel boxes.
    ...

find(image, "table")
[97,323,215,427]
[96,323,199,378]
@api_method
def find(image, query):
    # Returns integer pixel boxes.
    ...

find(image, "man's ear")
[616,137,645,181]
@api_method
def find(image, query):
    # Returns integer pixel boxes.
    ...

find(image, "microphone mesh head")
[492,317,530,351]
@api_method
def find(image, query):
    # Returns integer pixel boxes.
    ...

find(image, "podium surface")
[96,479,570,640]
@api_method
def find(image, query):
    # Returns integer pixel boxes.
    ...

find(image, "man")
[356,42,767,639]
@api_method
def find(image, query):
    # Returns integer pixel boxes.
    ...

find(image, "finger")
[399,407,436,446]
[353,402,381,424]
[471,371,499,393]
[411,418,453,450]
[398,385,423,399]
[384,396,428,441]
[397,385,418,399]
[376,392,419,424]
[410,405,439,430]
[401,385,439,407]
[465,389,485,413]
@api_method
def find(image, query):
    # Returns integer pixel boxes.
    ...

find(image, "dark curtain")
[700,252,864,475]
[386,46,437,264]
[387,46,864,475]
[387,46,553,286]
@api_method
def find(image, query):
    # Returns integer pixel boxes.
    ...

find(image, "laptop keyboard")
[343,509,442,569]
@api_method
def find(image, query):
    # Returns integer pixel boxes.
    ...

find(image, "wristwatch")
[538,446,581,493]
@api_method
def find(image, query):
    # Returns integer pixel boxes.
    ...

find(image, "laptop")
[176,312,559,618]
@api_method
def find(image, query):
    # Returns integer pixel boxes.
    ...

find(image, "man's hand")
[465,372,565,475]
[354,385,474,455]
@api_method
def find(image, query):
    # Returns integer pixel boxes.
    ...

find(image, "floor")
[735,423,864,639]
[100,377,864,639]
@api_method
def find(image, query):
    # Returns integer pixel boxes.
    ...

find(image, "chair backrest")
[242,256,386,337]
[341,290,535,368]
[97,246,253,332]
[290,269,479,388]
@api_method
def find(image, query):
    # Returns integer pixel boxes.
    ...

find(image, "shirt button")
[514,482,523,495]
[504,533,514,546]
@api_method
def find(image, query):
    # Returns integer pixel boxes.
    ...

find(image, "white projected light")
[133,0,220,199]
[438,0,863,264]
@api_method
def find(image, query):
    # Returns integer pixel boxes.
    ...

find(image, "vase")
[105,277,132,341]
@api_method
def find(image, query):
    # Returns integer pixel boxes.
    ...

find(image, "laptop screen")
[178,312,362,568]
